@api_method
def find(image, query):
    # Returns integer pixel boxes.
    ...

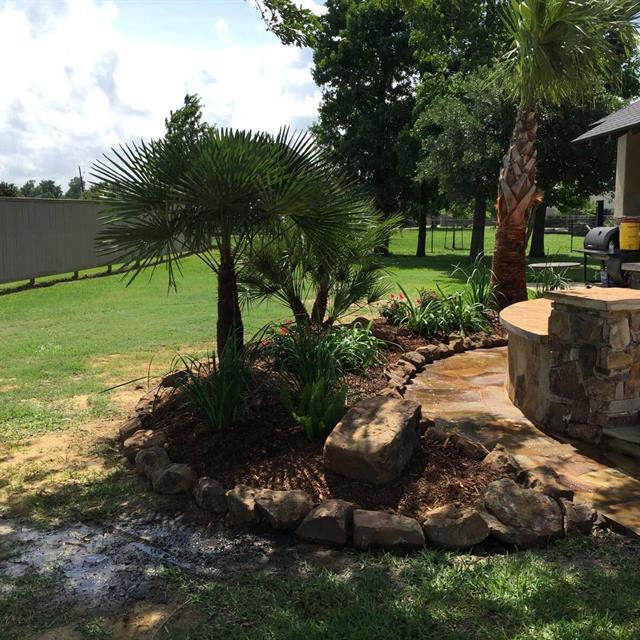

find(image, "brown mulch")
[146,318,507,522]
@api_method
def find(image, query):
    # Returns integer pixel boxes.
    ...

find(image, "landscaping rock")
[518,466,575,500]
[119,416,144,443]
[388,360,417,379]
[134,446,170,481]
[419,417,436,435]
[324,396,421,485]
[422,504,489,549]
[193,477,227,513]
[152,463,197,495]
[378,387,404,399]
[353,509,425,551]
[451,339,465,354]
[482,478,563,548]
[122,429,166,463]
[416,344,440,361]
[296,499,354,546]
[226,485,262,526]
[159,370,189,388]
[255,489,314,530]
[349,316,373,330]
[447,432,490,460]
[134,386,164,419]
[483,444,521,476]
[399,351,427,368]
[438,344,454,358]
[560,498,597,537]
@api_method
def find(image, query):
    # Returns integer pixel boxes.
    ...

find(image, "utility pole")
[78,166,85,194]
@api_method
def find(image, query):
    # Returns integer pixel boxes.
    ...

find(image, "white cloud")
[0,0,321,186]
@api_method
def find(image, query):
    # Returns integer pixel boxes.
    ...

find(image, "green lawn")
[2,229,640,640]
[0,228,587,447]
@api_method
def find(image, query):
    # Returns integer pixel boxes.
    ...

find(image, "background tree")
[65,176,85,199]
[414,68,513,260]
[0,181,18,197]
[164,94,213,147]
[251,0,320,47]
[19,179,63,198]
[311,0,418,228]
[490,0,640,309]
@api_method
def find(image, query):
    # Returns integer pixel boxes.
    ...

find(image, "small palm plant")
[92,127,366,355]
[491,0,640,308]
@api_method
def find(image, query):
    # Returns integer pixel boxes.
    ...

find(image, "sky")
[0,0,325,187]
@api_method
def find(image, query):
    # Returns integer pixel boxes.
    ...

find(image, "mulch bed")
[150,318,506,521]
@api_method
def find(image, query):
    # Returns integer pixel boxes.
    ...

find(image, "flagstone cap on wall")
[500,298,551,344]
[545,287,640,312]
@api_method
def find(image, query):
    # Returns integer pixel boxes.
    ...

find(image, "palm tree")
[238,210,399,327]
[491,0,640,309]
[92,128,364,355]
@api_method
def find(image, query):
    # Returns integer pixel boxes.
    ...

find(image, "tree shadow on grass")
[173,536,640,640]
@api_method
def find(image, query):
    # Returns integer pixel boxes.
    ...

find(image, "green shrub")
[281,377,347,439]
[380,283,488,338]
[530,265,571,299]
[323,322,385,373]
[171,338,254,430]
[453,254,494,308]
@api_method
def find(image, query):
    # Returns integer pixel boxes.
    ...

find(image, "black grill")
[583,226,619,254]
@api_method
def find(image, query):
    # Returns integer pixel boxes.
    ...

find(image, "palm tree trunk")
[470,195,486,261]
[490,105,543,309]
[529,201,547,258]
[311,278,329,327]
[217,247,244,355]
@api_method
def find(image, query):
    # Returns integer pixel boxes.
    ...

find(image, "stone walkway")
[405,348,640,536]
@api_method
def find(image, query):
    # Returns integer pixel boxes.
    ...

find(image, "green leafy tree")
[19,180,37,197]
[415,68,513,260]
[0,181,18,196]
[65,176,85,198]
[164,94,213,147]
[251,0,320,46]
[93,123,369,355]
[490,0,640,309]
[311,0,418,223]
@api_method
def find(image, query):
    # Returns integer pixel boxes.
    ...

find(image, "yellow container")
[620,217,640,250]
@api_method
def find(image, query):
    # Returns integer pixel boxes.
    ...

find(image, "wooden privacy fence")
[0,197,113,285]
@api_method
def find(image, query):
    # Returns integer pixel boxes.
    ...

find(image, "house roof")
[573,99,640,143]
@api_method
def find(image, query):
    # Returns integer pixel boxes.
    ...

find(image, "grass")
[0,228,590,448]
[161,535,640,640]
[0,228,638,639]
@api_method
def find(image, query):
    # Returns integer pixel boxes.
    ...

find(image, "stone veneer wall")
[546,301,640,440]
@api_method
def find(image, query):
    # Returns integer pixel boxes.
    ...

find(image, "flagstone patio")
[405,348,640,536]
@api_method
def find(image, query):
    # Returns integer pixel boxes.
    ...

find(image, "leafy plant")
[281,377,347,439]
[453,254,494,308]
[170,337,255,430]
[530,265,571,299]
[322,322,384,373]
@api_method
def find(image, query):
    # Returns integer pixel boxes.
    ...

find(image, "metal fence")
[0,197,110,285]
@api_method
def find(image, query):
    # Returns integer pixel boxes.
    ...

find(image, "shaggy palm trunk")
[217,247,244,356]
[470,195,487,261]
[311,274,330,327]
[491,106,543,309]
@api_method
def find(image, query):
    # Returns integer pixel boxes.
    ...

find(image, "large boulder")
[353,509,425,551]
[152,463,197,495]
[122,429,166,463]
[254,489,314,530]
[296,499,354,546]
[134,446,171,482]
[482,478,563,548]
[324,397,421,485]
[422,504,489,549]
[226,484,261,526]
[194,477,227,513]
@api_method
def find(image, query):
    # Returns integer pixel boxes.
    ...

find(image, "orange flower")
[390,293,395,299]
[279,326,288,334]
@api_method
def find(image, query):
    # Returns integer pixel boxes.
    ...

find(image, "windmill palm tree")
[491,0,640,309]
[92,128,367,355]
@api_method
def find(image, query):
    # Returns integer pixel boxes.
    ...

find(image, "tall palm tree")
[491,0,640,309]
[92,128,365,355]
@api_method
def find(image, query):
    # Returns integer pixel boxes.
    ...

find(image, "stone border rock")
[114,334,602,553]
